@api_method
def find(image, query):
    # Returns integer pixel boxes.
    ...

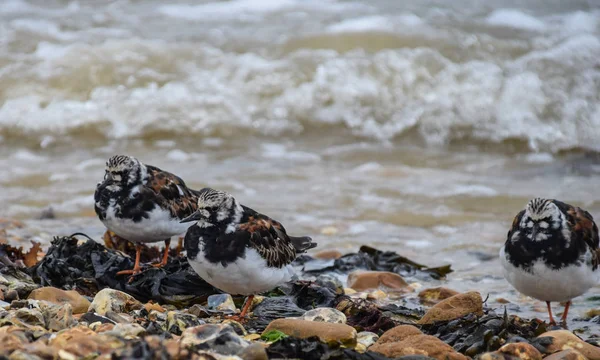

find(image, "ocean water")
[1,0,600,328]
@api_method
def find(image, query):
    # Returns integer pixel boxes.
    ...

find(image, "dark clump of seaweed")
[298,245,452,280]
[266,336,396,360]
[30,233,216,306]
[419,308,548,358]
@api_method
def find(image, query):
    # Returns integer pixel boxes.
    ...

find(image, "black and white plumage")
[94,155,201,275]
[500,198,600,324]
[181,187,316,318]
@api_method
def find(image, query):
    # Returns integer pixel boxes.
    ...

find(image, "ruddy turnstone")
[94,155,201,278]
[181,187,317,320]
[500,198,600,325]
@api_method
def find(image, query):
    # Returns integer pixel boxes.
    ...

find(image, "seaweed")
[30,234,216,306]
[300,245,452,280]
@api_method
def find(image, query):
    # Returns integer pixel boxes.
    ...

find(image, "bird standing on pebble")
[94,155,201,279]
[500,198,600,325]
[181,187,317,320]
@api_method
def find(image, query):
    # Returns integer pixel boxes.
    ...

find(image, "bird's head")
[520,198,562,241]
[101,155,144,188]
[180,188,236,225]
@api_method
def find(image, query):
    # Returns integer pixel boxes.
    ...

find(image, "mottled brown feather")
[145,165,200,220]
[238,215,297,268]
[566,205,600,269]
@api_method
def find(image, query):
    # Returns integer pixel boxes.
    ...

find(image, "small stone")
[367,289,388,300]
[244,334,261,341]
[418,287,459,304]
[8,308,45,328]
[347,271,409,291]
[104,311,130,324]
[188,304,211,318]
[28,288,90,315]
[92,323,114,333]
[543,349,587,360]
[417,292,483,325]
[357,331,379,349]
[301,307,347,324]
[315,274,344,295]
[43,303,75,331]
[479,352,519,360]
[263,319,356,347]
[497,342,542,360]
[166,311,204,335]
[239,343,268,360]
[537,330,600,360]
[207,294,236,313]
[88,289,142,316]
[144,302,165,313]
[80,312,115,325]
[370,325,468,360]
[5,289,19,302]
[496,298,511,304]
[344,288,357,295]
[49,326,126,357]
[180,324,249,356]
[108,323,146,338]
[313,250,343,260]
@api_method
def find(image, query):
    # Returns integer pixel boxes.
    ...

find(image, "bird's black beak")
[180,211,202,224]
[531,226,537,241]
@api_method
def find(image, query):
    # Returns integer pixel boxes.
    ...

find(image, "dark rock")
[246,296,306,332]
[303,245,452,280]
[266,336,395,360]
[80,312,116,325]
[315,274,344,295]
[286,280,338,309]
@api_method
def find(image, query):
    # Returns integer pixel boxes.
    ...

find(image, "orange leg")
[175,237,184,257]
[226,295,255,322]
[546,301,556,325]
[117,243,143,277]
[152,239,171,268]
[560,301,572,324]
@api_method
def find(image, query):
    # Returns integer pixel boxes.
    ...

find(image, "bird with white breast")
[180,187,317,320]
[500,198,600,325]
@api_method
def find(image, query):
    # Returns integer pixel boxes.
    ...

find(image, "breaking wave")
[0,0,599,153]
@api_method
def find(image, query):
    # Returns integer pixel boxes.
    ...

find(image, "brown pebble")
[263,319,356,347]
[543,349,588,360]
[417,291,483,324]
[313,249,343,260]
[497,342,542,360]
[418,287,459,304]
[537,330,600,360]
[347,271,409,291]
[370,325,467,360]
[28,287,91,315]
[144,302,165,313]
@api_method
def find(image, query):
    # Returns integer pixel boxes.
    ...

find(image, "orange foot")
[151,239,170,268]
[116,244,143,283]
[225,295,255,323]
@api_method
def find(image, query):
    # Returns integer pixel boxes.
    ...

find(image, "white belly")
[101,202,191,243]
[188,248,295,295]
[500,246,599,302]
